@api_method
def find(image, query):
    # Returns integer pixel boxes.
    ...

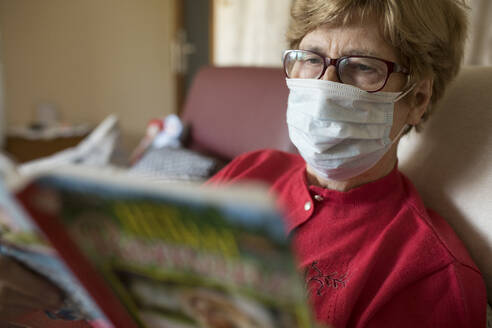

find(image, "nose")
[320,64,340,82]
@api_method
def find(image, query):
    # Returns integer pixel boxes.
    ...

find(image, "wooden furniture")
[5,135,86,163]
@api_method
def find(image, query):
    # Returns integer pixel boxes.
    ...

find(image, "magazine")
[0,167,313,328]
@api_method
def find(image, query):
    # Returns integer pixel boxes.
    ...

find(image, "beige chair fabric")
[398,66,492,304]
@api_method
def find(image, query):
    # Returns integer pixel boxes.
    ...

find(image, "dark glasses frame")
[283,49,410,92]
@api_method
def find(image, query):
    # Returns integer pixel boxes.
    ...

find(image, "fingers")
[0,255,63,322]
[0,294,47,323]
[0,282,60,310]
[0,255,63,305]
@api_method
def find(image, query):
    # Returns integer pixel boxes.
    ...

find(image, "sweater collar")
[307,164,402,204]
[282,163,404,233]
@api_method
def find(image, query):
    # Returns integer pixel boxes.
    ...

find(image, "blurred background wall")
[465,0,492,65]
[0,0,178,149]
[0,29,4,148]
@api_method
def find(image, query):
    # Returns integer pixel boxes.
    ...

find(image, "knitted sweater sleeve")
[365,261,486,328]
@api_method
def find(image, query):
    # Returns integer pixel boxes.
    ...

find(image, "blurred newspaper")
[18,115,121,177]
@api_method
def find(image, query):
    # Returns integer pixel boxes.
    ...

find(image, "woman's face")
[298,17,413,140]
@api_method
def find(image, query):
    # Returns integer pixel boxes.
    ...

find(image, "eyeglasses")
[283,49,409,92]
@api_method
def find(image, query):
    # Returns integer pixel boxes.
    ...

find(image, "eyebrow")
[301,46,325,54]
[300,45,382,58]
[342,49,381,57]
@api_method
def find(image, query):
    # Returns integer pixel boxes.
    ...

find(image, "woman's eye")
[357,64,375,72]
[305,57,322,65]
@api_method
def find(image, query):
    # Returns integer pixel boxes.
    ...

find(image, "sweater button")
[314,194,324,202]
[304,201,312,211]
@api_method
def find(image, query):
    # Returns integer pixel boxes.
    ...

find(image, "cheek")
[390,102,411,138]
[383,73,408,93]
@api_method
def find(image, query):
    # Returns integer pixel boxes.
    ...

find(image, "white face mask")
[286,78,413,181]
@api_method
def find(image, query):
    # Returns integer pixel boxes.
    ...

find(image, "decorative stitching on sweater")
[305,261,349,296]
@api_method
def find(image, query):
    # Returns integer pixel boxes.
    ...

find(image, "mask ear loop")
[395,73,420,135]
[394,83,416,102]
[393,82,417,138]
[392,74,416,141]
[391,123,409,144]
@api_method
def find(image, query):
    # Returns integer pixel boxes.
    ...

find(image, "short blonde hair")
[287,0,469,128]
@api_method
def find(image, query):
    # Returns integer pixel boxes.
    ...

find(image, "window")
[213,0,292,67]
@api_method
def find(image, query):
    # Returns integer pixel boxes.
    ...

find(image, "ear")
[406,78,433,125]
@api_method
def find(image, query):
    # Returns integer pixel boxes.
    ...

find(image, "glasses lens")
[284,50,324,79]
[338,57,388,91]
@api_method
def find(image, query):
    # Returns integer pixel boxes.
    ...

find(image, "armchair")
[398,66,492,305]
[181,66,295,162]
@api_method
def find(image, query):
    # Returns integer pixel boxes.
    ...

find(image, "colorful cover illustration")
[2,168,313,328]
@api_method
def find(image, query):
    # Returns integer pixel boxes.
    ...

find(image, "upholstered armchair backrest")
[398,66,492,303]
[181,66,295,161]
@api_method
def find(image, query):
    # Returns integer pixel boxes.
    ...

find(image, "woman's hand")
[0,254,63,323]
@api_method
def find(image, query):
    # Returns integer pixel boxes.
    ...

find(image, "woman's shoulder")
[398,172,480,273]
[207,149,304,185]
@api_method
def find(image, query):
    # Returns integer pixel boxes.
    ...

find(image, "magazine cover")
[9,167,313,328]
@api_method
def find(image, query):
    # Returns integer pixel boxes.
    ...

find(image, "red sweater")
[208,150,486,328]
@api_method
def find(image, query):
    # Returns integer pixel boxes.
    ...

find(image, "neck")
[306,145,398,192]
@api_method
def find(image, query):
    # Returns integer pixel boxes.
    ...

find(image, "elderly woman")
[209,0,487,327]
